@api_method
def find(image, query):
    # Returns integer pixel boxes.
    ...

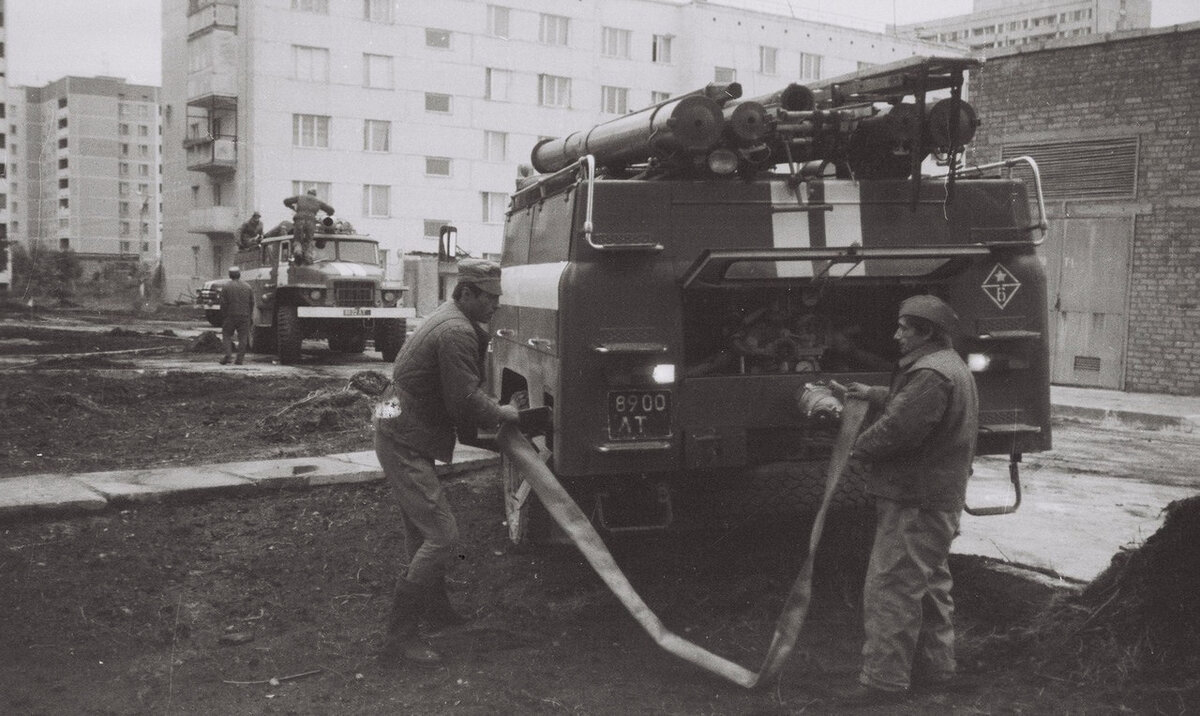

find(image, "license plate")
[607,390,671,440]
[342,307,370,316]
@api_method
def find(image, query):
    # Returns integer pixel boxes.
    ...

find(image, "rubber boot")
[423,575,470,628]
[380,579,442,667]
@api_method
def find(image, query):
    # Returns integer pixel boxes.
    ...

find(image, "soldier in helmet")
[283,189,335,264]
[372,259,521,667]
[839,294,980,704]
[236,211,263,250]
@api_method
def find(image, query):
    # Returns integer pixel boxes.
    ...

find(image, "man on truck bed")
[372,259,520,667]
[282,189,334,264]
[841,295,979,703]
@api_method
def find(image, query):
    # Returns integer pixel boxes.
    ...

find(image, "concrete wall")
[968,25,1200,395]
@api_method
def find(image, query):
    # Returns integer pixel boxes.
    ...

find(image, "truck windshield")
[335,240,379,264]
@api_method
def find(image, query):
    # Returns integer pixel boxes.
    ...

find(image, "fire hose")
[495,395,870,689]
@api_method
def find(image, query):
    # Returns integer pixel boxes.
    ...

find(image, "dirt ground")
[2,317,1197,715]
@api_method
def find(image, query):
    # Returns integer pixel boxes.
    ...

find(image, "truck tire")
[276,304,302,364]
[205,310,223,327]
[374,319,406,363]
[502,449,550,547]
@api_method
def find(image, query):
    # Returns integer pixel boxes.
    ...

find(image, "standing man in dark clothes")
[283,189,334,264]
[840,294,980,704]
[372,259,520,667]
[218,266,255,365]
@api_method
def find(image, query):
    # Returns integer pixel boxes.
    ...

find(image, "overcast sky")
[7,0,1200,88]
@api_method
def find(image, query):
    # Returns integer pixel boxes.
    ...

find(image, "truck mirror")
[439,225,458,263]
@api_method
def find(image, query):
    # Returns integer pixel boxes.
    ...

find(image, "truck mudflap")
[495,396,870,688]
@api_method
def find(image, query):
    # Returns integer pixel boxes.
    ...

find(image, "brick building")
[967,23,1200,395]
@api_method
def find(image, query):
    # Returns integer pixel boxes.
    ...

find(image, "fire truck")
[197,219,413,364]
[490,57,1051,544]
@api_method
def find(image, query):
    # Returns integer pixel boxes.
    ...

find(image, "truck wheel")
[502,449,550,547]
[375,319,405,363]
[205,310,223,328]
[276,305,302,364]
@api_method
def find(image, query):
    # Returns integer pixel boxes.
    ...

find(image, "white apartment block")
[0,0,10,291]
[161,0,954,305]
[892,0,1150,51]
[7,76,162,275]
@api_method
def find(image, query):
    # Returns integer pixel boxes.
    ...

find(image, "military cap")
[228,265,241,276]
[899,295,958,334]
[457,259,502,296]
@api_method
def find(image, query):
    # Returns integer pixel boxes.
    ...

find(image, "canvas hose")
[496,395,870,689]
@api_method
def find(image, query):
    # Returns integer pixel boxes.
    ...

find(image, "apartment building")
[892,0,1150,51]
[161,0,953,304]
[0,0,9,291]
[7,76,162,276]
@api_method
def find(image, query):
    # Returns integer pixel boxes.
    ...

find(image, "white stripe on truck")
[501,261,567,310]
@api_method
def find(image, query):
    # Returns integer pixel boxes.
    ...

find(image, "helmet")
[899,295,957,334]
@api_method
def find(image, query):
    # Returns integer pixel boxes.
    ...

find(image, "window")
[482,192,507,223]
[363,0,391,23]
[760,46,778,75]
[292,0,328,12]
[652,34,672,63]
[138,125,149,137]
[142,242,151,252]
[59,197,69,209]
[138,164,150,177]
[426,157,452,176]
[121,222,131,237]
[293,114,330,148]
[291,180,332,200]
[601,86,628,114]
[59,178,68,189]
[294,45,330,82]
[120,240,132,253]
[139,144,150,158]
[426,28,451,48]
[487,5,510,38]
[714,66,736,83]
[59,137,68,149]
[800,52,822,81]
[425,93,452,113]
[651,90,671,104]
[424,220,451,239]
[485,68,511,101]
[539,13,569,46]
[58,117,68,129]
[602,27,631,59]
[363,119,390,152]
[120,183,130,197]
[60,238,70,250]
[120,162,130,176]
[364,53,393,89]
[58,97,67,109]
[538,74,571,108]
[120,201,131,217]
[362,184,390,217]
[484,131,507,161]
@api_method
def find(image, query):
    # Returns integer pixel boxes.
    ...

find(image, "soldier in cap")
[218,266,255,365]
[372,258,519,667]
[236,211,264,250]
[283,189,335,264]
[839,294,979,704]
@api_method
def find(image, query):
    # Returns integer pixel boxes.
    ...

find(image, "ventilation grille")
[1073,355,1102,372]
[1003,137,1138,200]
[334,281,374,307]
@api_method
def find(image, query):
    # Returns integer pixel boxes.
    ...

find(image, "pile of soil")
[990,496,1200,690]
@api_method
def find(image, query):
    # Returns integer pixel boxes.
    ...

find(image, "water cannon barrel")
[530,94,725,174]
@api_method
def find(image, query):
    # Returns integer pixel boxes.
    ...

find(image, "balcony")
[186,135,237,174]
[187,206,239,236]
[188,0,237,38]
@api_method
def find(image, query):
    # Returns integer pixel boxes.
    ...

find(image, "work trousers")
[373,431,459,587]
[293,216,316,263]
[222,315,251,360]
[860,497,960,692]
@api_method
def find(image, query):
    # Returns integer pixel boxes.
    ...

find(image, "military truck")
[489,57,1051,544]
[198,220,414,364]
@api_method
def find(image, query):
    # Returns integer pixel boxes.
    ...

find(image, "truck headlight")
[967,353,991,372]
[382,291,397,303]
[308,289,323,302]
